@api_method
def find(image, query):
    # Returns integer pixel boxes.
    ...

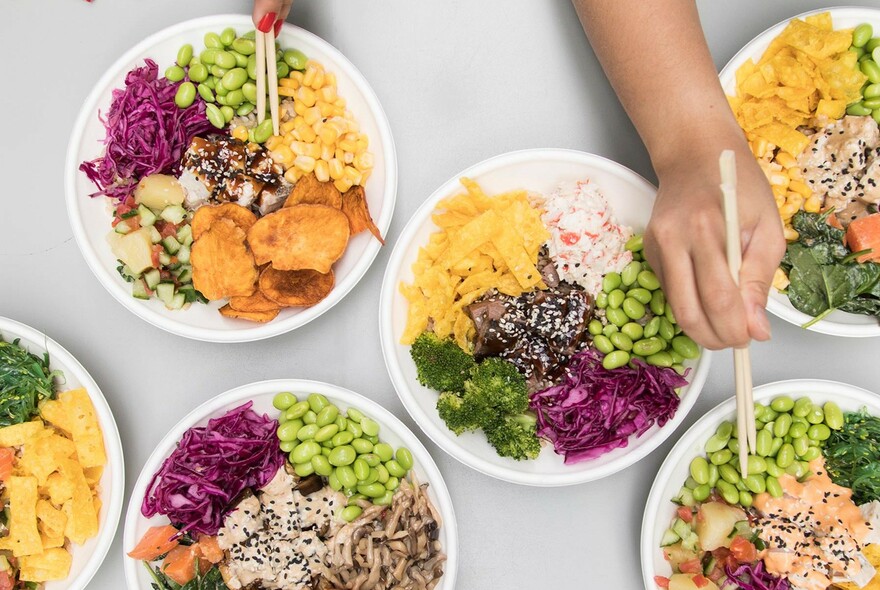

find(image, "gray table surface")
[3,0,880,588]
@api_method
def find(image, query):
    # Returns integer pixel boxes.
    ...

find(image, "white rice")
[533,179,633,295]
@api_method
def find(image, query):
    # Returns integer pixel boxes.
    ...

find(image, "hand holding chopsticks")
[255,28,280,136]
[719,150,756,477]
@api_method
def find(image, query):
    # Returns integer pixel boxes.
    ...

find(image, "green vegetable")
[483,414,541,461]
[463,358,528,415]
[0,338,57,427]
[435,391,484,435]
[781,211,880,326]
[145,561,228,590]
[825,409,880,504]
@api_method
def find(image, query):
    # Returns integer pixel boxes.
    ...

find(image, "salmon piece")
[127,524,179,560]
[161,544,206,585]
[0,448,15,481]
[196,536,223,564]
[846,213,880,262]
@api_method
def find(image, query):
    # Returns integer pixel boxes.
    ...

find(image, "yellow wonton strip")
[399,178,550,350]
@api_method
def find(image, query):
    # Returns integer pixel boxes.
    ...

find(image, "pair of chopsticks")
[719,150,756,478]
[255,29,280,136]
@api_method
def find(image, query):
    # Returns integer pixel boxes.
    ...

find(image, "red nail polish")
[257,12,276,33]
[274,19,283,37]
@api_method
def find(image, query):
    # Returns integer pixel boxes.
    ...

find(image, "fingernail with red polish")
[257,12,276,33]
[274,19,283,37]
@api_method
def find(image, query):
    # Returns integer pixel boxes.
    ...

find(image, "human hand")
[643,140,785,351]
[252,0,292,36]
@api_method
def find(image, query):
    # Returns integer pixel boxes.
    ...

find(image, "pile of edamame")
[167,27,309,136]
[589,234,700,372]
[848,23,880,124]
[272,392,414,522]
[683,395,844,509]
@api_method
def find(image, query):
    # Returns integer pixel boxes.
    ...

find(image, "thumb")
[739,220,785,341]
[253,0,283,30]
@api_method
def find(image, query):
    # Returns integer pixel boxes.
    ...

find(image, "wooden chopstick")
[255,30,267,125]
[719,150,756,477]
[263,31,280,135]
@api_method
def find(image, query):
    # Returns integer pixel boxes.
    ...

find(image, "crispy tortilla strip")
[41,388,106,469]
[259,266,334,307]
[219,304,280,323]
[19,548,73,582]
[192,218,258,300]
[341,185,384,244]
[247,204,350,273]
[191,202,258,239]
[284,172,343,208]
[60,457,98,545]
[0,421,43,448]
[0,476,42,557]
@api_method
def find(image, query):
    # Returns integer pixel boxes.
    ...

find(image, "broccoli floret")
[436,392,489,435]
[410,332,476,393]
[464,357,529,415]
[484,413,541,461]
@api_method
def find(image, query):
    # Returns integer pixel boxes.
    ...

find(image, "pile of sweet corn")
[232,59,373,194]
[750,137,822,243]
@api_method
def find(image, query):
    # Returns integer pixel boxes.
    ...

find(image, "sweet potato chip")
[247,204,350,273]
[259,266,335,307]
[192,218,258,300]
[19,548,72,582]
[228,290,281,313]
[192,202,258,239]
[218,304,280,323]
[341,185,384,244]
[284,172,343,209]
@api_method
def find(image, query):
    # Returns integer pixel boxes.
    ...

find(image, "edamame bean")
[291,440,321,464]
[347,494,366,507]
[621,261,641,286]
[328,470,342,491]
[602,350,630,370]
[369,444,393,465]
[285,403,309,422]
[808,423,831,441]
[376,464,390,484]
[705,433,730,453]
[596,292,608,309]
[690,456,710,485]
[770,437,784,457]
[588,320,603,336]
[593,334,614,354]
[806,405,825,425]
[637,270,661,290]
[770,395,794,413]
[854,23,875,48]
[385,459,407,478]
[823,401,844,430]
[374,490,395,506]
[361,468,380,485]
[314,424,339,443]
[671,335,699,360]
[221,67,249,91]
[276,61,290,79]
[708,464,719,487]
[211,65,228,78]
[284,48,308,70]
[385,476,400,490]
[336,465,357,488]
[303,410,317,425]
[606,308,629,327]
[739,490,753,507]
[744,474,766,494]
[358,483,386,498]
[621,322,644,341]
[353,458,370,481]
[633,337,664,357]
[719,463,740,484]
[273,391,297,411]
[174,82,196,109]
[341,505,362,522]
[863,96,880,110]
[205,103,225,128]
[664,303,676,324]
[187,64,208,84]
[869,37,880,52]
[276,421,299,442]
[215,50,236,69]
[279,440,296,453]
[351,438,374,454]
[793,435,810,458]
[316,405,339,427]
[297,424,319,441]
[347,420,363,438]
[848,102,874,116]
[607,289,625,309]
[643,317,660,339]
[200,48,219,65]
[329,445,356,467]
[623,298,645,320]
[755,429,772,457]
[774,413,792,438]
[650,290,666,316]
[307,393,328,412]
[205,31,223,49]
[220,105,235,123]
[610,332,633,352]
[294,461,315,477]
[628,288,652,305]
[254,118,274,143]
[176,43,194,68]
[603,272,622,293]
[802,446,822,461]
[396,448,414,470]
[647,351,674,367]
[233,37,257,56]
[361,453,381,467]
[717,480,740,505]
[747,455,767,475]
[793,397,812,417]
[219,27,236,46]
[788,422,807,439]
[165,65,186,82]
[625,234,643,251]
[710,449,733,465]
[331,431,354,447]
[776,443,795,468]
[716,421,733,439]
[692,483,711,502]
[728,437,740,454]
[311,454,333,476]
[602,324,618,337]
[866,83,880,99]
[658,318,675,341]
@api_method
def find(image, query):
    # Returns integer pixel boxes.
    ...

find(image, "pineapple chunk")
[107,227,154,274]
[134,174,185,210]
[694,501,747,551]
[669,574,719,590]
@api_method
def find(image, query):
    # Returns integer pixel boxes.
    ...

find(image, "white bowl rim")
[122,378,458,590]
[379,147,713,486]
[0,316,125,590]
[64,14,398,343]
[719,5,880,338]
[640,378,880,588]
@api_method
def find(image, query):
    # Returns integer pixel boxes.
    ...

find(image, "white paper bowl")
[640,379,880,588]
[379,148,712,486]
[123,379,457,590]
[65,15,396,343]
[0,317,124,590]
[719,6,880,338]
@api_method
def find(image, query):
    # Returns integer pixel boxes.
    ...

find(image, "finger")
[274,0,293,36]
[691,227,751,348]
[253,0,282,30]
[645,232,726,350]
[739,215,785,341]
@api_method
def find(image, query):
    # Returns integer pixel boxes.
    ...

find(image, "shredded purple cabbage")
[141,401,284,536]
[724,561,790,590]
[529,349,686,463]
[79,59,213,201]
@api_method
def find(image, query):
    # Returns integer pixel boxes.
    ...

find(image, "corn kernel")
[805,195,822,213]
[771,184,787,198]
[359,169,371,184]
[319,86,337,103]
[293,115,306,129]
[304,143,322,159]
[284,167,303,184]
[329,159,344,180]
[279,78,299,89]
[303,66,317,88]
[319,103,335,118]
[265,136,284,151]
[290,70,304,84]
[789,180,812,199]
[772,267,791,290]
[296,87,317,108]
[334,178,353,193]
[281,119,297,134]
[320,143,334,161]
[334,97,347,109]
[338,139,357,152]
[779,202,798,220]
[294,155,316,173]
[278,86,297,98]
[324,72,336,88]
[303,106,322,126]
[270,144,295,166]
[311,70,325,90]
[355,135,369,151]
[231,126,249,141]
[355,152,374,170]
[294,101,308,116]
[775,152,797,168]
[782,225,800,242]
[291,141,308,156]
[343,165,362,185]
[319,125,339,145]
[315,159,330,183]
[343,151,355,164]
[769,173,790,189]
[775,194,785,208]
[788,167,803,181]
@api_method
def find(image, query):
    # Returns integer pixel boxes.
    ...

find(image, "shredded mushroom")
[316,477,446,590]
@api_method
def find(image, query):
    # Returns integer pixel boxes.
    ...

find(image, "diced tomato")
[156,221,179,239]
[560,231,580,246]
[653,576,670,589]
[692,574,710,588]
[151,245,163,268]
[115,203,133,217]
[0,570,12,590]
[729,536,757,563]
[0,448,15,481]
[677,506,694,523]
[127,524,180,560]
[679,559,702,574]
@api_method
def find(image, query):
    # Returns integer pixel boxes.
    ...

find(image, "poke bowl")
[720,7,880,337]
[0,317,124,590]
[642,379,880,590]
[65,15,396,343]
[123,379,456,590]
[379,149,711,487]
